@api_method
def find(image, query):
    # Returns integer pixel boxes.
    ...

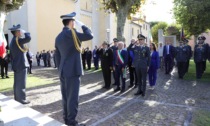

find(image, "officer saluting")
[9,24,31,104]
[128,34,150,97]
[175,40,190,79]
[194,36,206,79]
[55,12,93,126]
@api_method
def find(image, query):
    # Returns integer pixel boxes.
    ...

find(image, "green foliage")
[0,0,25,12]
[192,110,210,126]
[149,21,159,28]
[151,22,168,44]
[165,24,181,40]
[173,0,210,37]
[99,0,145,41]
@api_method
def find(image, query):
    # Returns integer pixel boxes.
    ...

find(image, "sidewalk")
[0,94,65,126]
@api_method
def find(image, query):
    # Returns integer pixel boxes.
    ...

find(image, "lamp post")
[106,28,110,44]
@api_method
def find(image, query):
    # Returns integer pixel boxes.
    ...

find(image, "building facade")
[4,0,151,54]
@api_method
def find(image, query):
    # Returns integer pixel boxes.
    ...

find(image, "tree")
[174,0,210,41]
[149,21,159,28]
[99,0,145,41]
[165,24,181,41]
[151,22,167,45]
[0,0,26,56]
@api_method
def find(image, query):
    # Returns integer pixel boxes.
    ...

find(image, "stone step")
[0,94,66,126]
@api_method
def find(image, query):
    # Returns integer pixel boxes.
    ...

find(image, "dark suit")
[111,45,118,85]
[55,25,93,125]
[128,44,150,95]
[9,33,31,103]
[113,49,128,91]
[86,50,92,69]
[81,50,86,69]
[93,49,99,70]
[97,48,113,88]
[163,45,175,74]
[148,51,159,86]
[202,43,209,72]
[127,49,138,87]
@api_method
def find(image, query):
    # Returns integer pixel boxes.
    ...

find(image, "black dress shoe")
[134,85,138,88]
[6,76,9,78]
[134,91,142,96]
[142,93,145,97]
[102,86,107,89]
[114,87,120,92]
[20,100,30,104]
[128,85,133,88]
[112,83,117,85]
[120,89,125,93]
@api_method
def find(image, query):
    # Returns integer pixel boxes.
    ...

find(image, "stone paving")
[2,66,210,126]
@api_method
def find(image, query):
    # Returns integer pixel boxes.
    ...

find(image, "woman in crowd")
[148,43,159,90]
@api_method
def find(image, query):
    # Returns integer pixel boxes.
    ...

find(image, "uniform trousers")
[128,66,138,86]
[14,68,27,103]
[164,55,172,74]
[177,62,186,78]
[1,60,8,78]
[101,65,111,88]
[60,75,80,125]
[93,57,99,69]
[196,62,203,79]
[86,59,91,69]
[136,67,147,94]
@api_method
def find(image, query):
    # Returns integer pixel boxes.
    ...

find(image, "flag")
[180,27,185,40]
[0,13,7,58]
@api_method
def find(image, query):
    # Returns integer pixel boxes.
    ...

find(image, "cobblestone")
[2,67,210,125]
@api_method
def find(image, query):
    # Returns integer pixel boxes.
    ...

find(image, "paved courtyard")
[2,67,210,126]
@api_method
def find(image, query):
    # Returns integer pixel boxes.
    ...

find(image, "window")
[143,24,145,30]
[137,29,139,34]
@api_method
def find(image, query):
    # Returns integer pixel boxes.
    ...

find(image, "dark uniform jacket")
[10,33,31,72]
[175,46,190,62]
[55,26,93,77]
[194,45,206,62]
[97,48,113,68]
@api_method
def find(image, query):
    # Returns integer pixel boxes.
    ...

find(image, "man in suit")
[111,38,118,85]
[113,41,128,93]
[85,47,92,70]
[26,50,33,74]
[55,12,93,126]
[81,48,86,70]
[97,41,113,89]
[127,39,138,88]
[175,40,190,79]
[36,52,41,66]
[128,34,150,97]
[42,50,47,67]
[163,40,175,74]
[92,46,99,70]
[9,24,31,104]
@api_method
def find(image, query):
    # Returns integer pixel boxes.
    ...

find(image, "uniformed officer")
[194,36,206,79]
[96,41,113,89]
[128,34,150,97]
[9,24,31,104]
[183,38,192,73]
[175,40,190,79]
[113,41,128,93]
[92,46,99,70]
[55,12,93,126]
[111,38,118,85]
[85,47,92,70]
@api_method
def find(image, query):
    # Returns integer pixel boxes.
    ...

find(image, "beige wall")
[80,0,92,12]
[36,0,76,52]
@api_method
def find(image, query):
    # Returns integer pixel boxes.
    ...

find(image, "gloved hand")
[20,29,26,34]
[75,20,85,27]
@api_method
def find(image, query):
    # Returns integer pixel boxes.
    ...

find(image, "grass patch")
[192,110,210,126]
[184,60,210,82]
[0,72,59,92]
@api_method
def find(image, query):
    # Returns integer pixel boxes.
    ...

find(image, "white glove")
[20,29,26,34]
[75,20,85,27]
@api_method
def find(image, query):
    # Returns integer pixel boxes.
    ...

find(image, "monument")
[158,29,177,46]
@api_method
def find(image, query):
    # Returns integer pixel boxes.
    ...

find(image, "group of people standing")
[35,50,57,68]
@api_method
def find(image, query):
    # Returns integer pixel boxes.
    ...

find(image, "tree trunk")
[116,7,127,42]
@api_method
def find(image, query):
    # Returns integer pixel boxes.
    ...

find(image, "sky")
[142,0,175,24]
